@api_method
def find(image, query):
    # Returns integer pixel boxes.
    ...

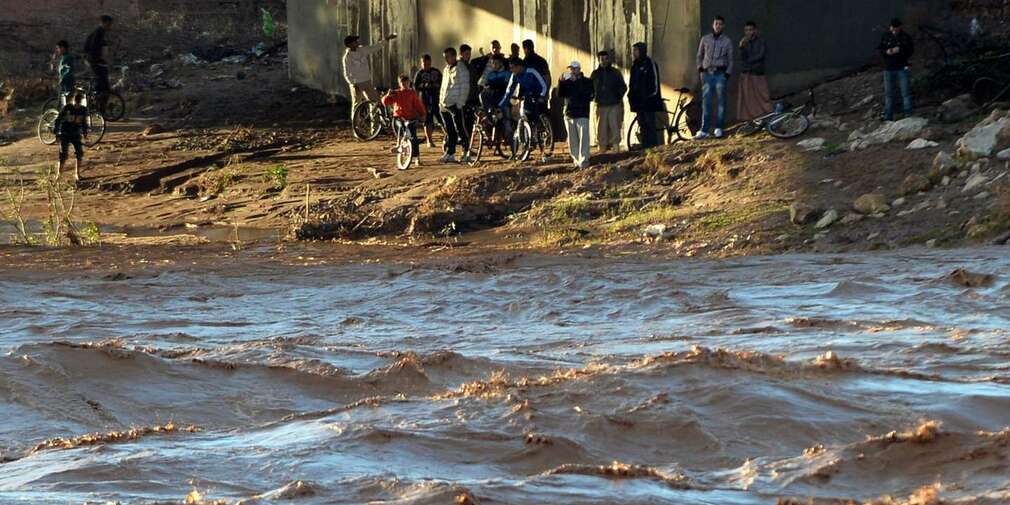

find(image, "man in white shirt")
[438,47,471,163]
[343,33,397,119]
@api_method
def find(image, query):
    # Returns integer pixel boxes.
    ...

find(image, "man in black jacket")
[55,93,89,182]
[878,18,915,121]
[522,40,552,88]
[591,50,627,152]
[558,61,595,168]
[628,42,663,149]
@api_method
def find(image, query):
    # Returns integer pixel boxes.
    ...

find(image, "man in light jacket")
[439,47,471,164]
[342,33,396,120]
[695,16,733,139]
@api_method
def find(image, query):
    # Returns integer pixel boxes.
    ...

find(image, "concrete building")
[289,0,944,135]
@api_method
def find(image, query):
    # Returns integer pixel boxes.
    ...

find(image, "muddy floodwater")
[2,248,1010,504]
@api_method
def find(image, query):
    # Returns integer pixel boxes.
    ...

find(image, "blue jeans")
[701,72,728,132]
[883,69,913,121]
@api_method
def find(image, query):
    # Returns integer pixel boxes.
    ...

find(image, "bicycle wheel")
[37,109,60,145]
[737,120,763,137]
[466,124,484,166]
[84,111,106,147]
[767,112,811,139]
[41,97,60,114]
[395,130,413,170]
[626,116,644,151]
[535,116,554,161]
[515,120,533,162]
[103,92,126,122]
[493,125,515,160]
[673,107,693,142]
[352,102,382,141]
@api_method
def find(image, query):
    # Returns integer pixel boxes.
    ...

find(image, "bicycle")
[37,96,107,148]
[393,119,420,170]
[464,105,516,166]
[512,98,554,163]
[42,78,126,122]
[352,98,393,141]
[735,88,816,139]
[627,87,695,151]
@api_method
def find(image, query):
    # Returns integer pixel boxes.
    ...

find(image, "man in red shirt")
[382,74,427,168]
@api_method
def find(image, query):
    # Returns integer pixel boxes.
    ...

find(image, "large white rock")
[850,117,929,150]
[956,110,1010,158]
[797,138,826,151]
[906,138,939,150]
[963,173,989,193]
[815,209,840,229]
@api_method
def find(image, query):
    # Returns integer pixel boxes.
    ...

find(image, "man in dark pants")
[438,47,471,164]
[414,54,442,147]
[878,18,915,121]
[55,93,89,182]
[84,15,113,114]
[628,42,663,149]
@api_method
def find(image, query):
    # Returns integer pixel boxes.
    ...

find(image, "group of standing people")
[344,14,918,169]
[49,14,115,182]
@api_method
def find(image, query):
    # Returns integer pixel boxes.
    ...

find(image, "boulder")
[928,151,960,182]
[906,138,939,150]
[790,202,822,225]
[850,117,929,150]
[955,110,1010,158]
[937,94,974,123]
[839,212,865,225]
[963,173,988,193]
[900,173,933,195]
[919,126,948,141]
[797,138,826,151]
[643,224,673,240]
[815,209,840,229]
[853,193,891,215]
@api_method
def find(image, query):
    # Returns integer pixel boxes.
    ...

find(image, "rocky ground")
[1,15,1009,257]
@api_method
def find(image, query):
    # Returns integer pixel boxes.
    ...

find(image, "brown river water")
[2,248,1009,504]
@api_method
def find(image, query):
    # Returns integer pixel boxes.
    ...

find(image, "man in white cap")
[558,61,595,168]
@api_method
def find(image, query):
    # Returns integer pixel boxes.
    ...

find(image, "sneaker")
[460,154,473,164]
[413,159,421,168]
[694,131,710,140]
[714,128,724,138]
[389,146,399,153]
[539,156,550,164]
[427,140,437,148]
[438,153,457,163]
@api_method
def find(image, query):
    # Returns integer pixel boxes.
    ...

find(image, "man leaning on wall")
[342,33,397,120]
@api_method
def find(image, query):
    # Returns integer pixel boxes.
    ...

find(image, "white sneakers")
[694,129,724,140]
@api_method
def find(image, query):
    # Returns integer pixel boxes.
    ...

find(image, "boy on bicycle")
[382,74,427,169]
[501,58,548,157]
[54,40,76,105]
[479,56,512,127]
[55,93,89,182]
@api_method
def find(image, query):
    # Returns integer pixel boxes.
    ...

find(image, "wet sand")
[2,246,1009,504]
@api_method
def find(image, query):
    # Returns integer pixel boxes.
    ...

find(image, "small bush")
[265,165,288,191]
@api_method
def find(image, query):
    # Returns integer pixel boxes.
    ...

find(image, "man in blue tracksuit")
[501,58,549,160]
[500,58,548,122]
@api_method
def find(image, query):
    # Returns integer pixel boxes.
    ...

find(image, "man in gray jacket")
[695,16,733,139]
[590,50,627,152]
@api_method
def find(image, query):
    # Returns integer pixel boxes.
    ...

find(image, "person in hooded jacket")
[628,42,663,149]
